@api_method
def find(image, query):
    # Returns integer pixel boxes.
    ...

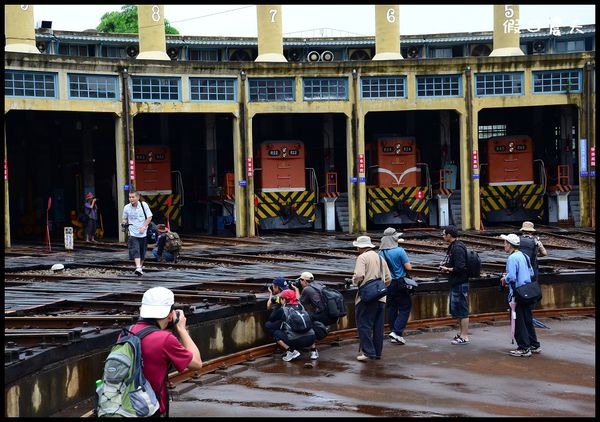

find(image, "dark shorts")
[128,236,147,260]
[449,282,469,318]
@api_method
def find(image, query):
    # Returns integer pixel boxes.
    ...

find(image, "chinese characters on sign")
[471,150,479,170]
[503,5,583,36]
[358,154,365,175]
[247,157,253,177]
[590,146,596,168]
[129,160,135,181]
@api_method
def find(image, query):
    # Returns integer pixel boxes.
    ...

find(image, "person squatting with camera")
[265,277,289,337]
[267,289,317,362]
[292,271,327,360]
[378,227,413,346]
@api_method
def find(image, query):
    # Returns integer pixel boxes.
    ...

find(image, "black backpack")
[282,304,313,334]
[452,242,481,279]
[316,285,347,320]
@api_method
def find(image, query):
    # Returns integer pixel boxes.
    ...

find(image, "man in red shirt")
[131,287,203,416]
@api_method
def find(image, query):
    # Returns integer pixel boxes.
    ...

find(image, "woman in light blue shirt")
[500,234,540,357]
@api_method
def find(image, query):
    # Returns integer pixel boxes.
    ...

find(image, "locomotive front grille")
[367,187,430,219]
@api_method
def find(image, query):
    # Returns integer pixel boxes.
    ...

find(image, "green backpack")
[96,325,160,417]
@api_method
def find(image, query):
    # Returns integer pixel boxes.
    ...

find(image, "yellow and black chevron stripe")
[480,185,544,214]
[140,194,182,225]
[254,191,316,224]
[367,187,430,219]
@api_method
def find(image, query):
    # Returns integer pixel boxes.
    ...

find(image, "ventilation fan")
[287,49,301,61]
[307,50,321,62]
[320,50,334,62]
[349,49,371,60]
[36,41,47,53]
[166,47,179,60]
[229,49,252,61]
[126,45,139,58]
[407,46,420,58]
[533,40,546,53]
[471,44,491,57]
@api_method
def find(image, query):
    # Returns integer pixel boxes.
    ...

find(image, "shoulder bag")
[358,255,388,303]
[514,254,542,305]
[140,201,158,242]
[381,250,418,296]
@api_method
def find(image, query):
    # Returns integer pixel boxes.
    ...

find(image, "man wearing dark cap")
[265,277,289,338]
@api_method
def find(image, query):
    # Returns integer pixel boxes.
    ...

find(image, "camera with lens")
[120,223,130,232]
[286,279,302,290]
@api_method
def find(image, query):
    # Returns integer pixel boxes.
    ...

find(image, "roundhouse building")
[4,5,596,246]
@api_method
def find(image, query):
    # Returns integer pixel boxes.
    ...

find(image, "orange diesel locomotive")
[480,135,546,223]
[366,136,431,225]
[134,146,182,227]
[254,141,316,230]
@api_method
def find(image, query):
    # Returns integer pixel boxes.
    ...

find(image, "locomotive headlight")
[508,142,514,153]
[282,146,287,158]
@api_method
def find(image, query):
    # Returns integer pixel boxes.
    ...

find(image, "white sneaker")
[309,349,319,360]
[134,267,144,276]
[389,332,406,345]
[282,349,300,362]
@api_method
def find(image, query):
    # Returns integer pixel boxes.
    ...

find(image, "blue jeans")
[152,248,174,262]
[449,283,469,318]
[387,290,412,336]
[355,300,385,359]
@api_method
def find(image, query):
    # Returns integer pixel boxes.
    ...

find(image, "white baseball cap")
[140,287,174,319]
[500,234,520,247]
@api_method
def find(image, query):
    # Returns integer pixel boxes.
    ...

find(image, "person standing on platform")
[440,225,470,345]
[518,221,547,282]
[352,235,391,362]
[121,191,153,276]
[84,192,98,243]
[378,227,413,346]
[499,234,540,357]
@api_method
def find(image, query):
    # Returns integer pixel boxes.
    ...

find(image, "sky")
[32,4,595,37]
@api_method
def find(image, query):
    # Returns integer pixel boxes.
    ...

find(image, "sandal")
[451,336,470,345]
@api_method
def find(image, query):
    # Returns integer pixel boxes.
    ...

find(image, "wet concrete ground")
[170,316,595,417]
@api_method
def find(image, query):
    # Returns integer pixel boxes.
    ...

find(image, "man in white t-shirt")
[121,191,153,276]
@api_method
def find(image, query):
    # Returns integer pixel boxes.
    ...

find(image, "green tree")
[96,5,179,34]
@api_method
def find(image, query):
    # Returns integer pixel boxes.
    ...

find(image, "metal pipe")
[464,65,475,230]
[239,69,249,236]
[120,68,132,199]
[351,68,359,233]
[585,60,594,228]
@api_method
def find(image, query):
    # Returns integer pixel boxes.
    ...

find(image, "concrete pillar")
[232,114,245,237]
[114,115,127,242]
[246,117,256,237]
[136,5,170,60]
[255,5,287,62]
[346,114,357,234]
[490,5,524,57]
[372,5,403,60]
[4,124,11,248]
[5,5,39,54]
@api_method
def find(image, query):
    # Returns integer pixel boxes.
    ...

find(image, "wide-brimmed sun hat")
[500,233,520,247]
[520,221,536,232]
[380,227,405,249]
[353,235,375,249]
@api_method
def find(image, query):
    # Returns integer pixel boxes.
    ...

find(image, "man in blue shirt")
[378,227,413,345]
[500,233,540,357]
